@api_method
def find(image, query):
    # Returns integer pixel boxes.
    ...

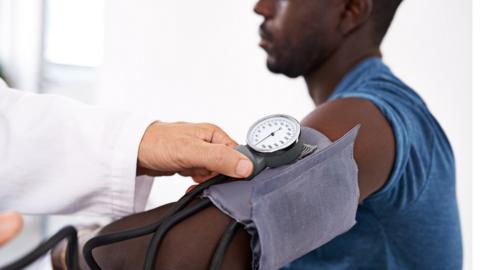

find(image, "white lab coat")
[0,79,154,217]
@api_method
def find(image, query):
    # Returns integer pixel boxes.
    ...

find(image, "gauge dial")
[246,114,301,153]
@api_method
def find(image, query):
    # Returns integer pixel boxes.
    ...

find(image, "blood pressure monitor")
[246,114,301,153]
[237,114,316,178]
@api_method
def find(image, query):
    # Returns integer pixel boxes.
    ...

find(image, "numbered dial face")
[247,115,301,153]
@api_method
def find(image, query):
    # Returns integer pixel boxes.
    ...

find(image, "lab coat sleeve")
[0,80,155,217]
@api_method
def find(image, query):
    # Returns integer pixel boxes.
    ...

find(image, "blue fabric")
[283,58,463,270]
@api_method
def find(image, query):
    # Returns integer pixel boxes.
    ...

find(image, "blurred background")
[0,0,472,269]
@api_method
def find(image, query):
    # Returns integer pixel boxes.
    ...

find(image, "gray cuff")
[204,126,360,270]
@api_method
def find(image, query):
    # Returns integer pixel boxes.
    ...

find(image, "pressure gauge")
[236,114,313,179]
[246,114,301,153]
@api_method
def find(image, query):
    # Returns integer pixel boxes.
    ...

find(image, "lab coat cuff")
[110,114,156,216]
[134,175,155,212]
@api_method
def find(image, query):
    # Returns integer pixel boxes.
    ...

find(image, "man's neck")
[305,35,381,106]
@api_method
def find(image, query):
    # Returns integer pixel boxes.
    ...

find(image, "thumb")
[195,143,254,179]
[0,212,23,246]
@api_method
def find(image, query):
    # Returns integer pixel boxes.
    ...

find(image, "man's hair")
[371,0,403,44]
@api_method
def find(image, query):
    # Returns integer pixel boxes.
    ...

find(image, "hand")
[137,122,253,182]
[0,212,23,246]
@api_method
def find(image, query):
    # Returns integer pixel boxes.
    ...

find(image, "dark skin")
[54,0,395,268]
[81,200,252,270]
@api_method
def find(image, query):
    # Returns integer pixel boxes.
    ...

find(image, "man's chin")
[267,61,302,78]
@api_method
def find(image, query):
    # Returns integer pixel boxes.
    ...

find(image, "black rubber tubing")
[143,199,213,270]
[0,226,78,270]
[83,174,228,270]
[209,220,241,270]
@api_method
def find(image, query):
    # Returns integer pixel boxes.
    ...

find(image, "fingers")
[199,123,239,148]
[138,121,253,179]
[179,169,218,183]
[193,142,254,179]
[0,212,23,246]
[190,124,251,178]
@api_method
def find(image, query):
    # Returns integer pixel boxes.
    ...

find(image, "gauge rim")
[246,114,301,153]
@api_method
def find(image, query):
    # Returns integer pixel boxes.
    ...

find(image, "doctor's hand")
[136,122,253,182]
[0,212,23,247]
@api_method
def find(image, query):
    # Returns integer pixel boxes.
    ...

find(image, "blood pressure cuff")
[203,126,360,270]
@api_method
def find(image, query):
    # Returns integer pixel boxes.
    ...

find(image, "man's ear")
[339,0,373,35]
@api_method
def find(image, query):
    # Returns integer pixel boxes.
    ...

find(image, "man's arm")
[72,98,394,269]
[85,200,251,270]
[301,98,395,202]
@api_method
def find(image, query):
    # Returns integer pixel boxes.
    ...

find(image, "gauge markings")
[247,115,300,153]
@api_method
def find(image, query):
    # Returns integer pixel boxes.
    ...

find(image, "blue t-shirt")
[283,58,462,269]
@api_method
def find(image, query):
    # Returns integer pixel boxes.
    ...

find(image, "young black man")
[253,0,462,269]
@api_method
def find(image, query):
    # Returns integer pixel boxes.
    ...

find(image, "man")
[254,0,462,269]
[49,0,463,269]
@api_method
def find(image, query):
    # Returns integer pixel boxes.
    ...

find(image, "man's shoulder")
[352,69,426,107]
[301,98,395,201]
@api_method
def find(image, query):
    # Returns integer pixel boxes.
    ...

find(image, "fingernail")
[236,159,253,177]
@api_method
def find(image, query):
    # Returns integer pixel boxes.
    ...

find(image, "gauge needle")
[255,127,282,146]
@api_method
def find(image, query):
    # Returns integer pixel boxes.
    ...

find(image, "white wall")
[0,0,43,91]
[473,1,479,269]
[99,0,472,269]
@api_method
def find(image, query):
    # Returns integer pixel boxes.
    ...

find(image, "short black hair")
[371,0,403,44]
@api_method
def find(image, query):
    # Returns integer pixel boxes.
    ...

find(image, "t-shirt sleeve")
[333,90,418,213]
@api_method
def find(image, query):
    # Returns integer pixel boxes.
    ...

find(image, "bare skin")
[0,212,23,246]
[71,198,251,270]
[137,122,254,181]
